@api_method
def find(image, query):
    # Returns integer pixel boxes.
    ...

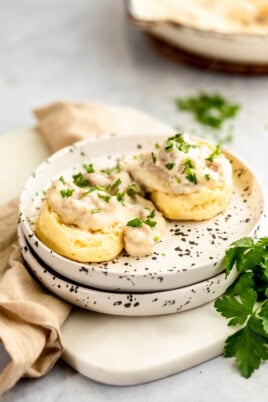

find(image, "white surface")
[61,305,234,386]
[1,1,268,401]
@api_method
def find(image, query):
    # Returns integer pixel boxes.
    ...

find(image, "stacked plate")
[18,134,266,316]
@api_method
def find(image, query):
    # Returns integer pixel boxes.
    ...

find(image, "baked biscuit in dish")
[126,134,233,221]
[35,167,165,262]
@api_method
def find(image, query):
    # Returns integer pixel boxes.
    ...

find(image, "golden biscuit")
[151,184,232,221]
[35,201,124,262]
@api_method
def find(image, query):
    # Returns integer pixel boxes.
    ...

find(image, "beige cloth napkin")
[33,101,172,152]
[0,101,171,395]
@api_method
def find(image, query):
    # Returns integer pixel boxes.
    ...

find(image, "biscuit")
[151,184,232,221]
[35,201,124,262]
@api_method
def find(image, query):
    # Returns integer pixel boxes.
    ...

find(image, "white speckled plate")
[18,224,237,316]
[19,134,265,292]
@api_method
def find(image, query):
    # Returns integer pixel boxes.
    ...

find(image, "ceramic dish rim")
[126,0,268,39]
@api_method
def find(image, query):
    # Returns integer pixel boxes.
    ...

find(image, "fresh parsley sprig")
[176,92,240,129]
[214,236,268,378]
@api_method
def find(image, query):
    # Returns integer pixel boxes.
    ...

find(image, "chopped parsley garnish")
[206,144,222,162]
[155,143,160,149]
[101,165,120,175]
[127,210,157,229]
[126,183,141,198]
[59,176,66,185]
[147,210,155,219]
[82,185,105,196]
[182,159,197,184]
[60,188,74,198]
[183,159,195,169]
[97,193,111,203]
[83,163,95,174]
[113,178,122,187]
[214,236,268,378]
[116,192,125,204]
[91,208,101,214]
[73,172,89,187]
[151,152,157,164]
[126,217,143,228]
[186,172,197,184]
[154,235,160,242]
[176,92,240,129]
[143,218,157,228]
[165,133,199,154]
[165,163,175,170]
[176,177,182,184]
[109,178,122,193]
[205,173,210,181]
[165,141,174,153]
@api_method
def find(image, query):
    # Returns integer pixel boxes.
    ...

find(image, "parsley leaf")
[147,210,155,219]
[224,319,268,378]
[116,192,125,204]
[60,189,74,198]
[165,141,174,153]
[166,133,197,154]
[126,218,143,228]
[81,185,105,196]
[165,163,175,170]
[226,272,255,296]
[186,171,197,184]
[108,178,122,194]
[97,193,111,203]
[259,302,268,334]
[126,183,141,198]
[101,165,120,175]
[73,172,89,187]
[59,176,66,185]
[214,236,268,378]
[91,208,101,214]
[126,211,157,229]
[222,237,254,276]
[182,159,197,184]
[151,152,157,164]
[215,289,256,326]
[206,144,222,162]
[83,163,95,173]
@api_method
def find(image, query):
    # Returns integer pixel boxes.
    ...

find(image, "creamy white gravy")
[46,169,165,258]
[132,0,268,34]
[124,134,232,195]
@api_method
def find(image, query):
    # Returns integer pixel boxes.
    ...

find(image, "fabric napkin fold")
[0,101,172,395]
[0,199,71,394]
